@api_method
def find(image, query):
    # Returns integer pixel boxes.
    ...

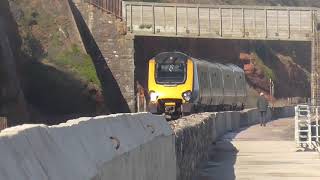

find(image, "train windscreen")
[156,63,186,84]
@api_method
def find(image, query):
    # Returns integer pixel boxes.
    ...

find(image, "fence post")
[152,5,155,34]
[197,6,200,36]
[175,6,178,35]
[265,8,268,38]
[288,9,290,39]
[219,8,222,36]
[0,116,7,131]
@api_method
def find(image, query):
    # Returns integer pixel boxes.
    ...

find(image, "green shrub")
[52,44,101,87]
[252,52,277,81]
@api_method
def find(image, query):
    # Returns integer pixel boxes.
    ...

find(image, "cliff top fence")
[0,117,7,131]
[86,0,123,19]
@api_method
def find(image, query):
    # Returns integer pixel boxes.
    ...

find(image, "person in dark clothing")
[257,92,268,126]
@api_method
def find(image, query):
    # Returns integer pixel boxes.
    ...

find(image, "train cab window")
[155,63,186,84]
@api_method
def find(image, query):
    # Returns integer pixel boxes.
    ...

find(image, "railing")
[295,104,320,151]
[0,117,7,132]
[86,0,123,20]
[123,1,316,41]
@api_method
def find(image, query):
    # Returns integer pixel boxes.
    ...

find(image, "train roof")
[154,52,189,64]
[153,52,243,72]
[226,64,245,73]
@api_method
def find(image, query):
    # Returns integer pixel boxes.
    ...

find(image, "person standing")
[257,92,268,126]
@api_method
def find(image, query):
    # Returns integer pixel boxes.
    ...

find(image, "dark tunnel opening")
[134,36,311,108]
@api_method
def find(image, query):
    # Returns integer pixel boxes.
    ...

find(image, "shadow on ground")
[193,141,238,180]
[193,116,290,180]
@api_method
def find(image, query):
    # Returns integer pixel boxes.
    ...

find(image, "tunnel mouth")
[134,36,311,109]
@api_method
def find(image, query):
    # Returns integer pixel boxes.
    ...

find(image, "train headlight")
[149,91,159,102]
[182,91,192,102]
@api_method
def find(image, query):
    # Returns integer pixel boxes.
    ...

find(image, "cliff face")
[0,0,29,125]
[0,0,109,125]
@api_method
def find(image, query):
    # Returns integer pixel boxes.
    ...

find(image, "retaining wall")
[0,107,294,180]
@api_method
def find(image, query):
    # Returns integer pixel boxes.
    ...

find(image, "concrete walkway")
[195,118,320,180]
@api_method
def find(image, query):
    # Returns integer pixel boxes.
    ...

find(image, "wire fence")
[86,0,123,20]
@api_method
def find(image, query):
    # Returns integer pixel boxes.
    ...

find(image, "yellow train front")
[147,51,247,117]
[148,52,194,116]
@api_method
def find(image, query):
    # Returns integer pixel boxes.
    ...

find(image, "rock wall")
[170,114,215,180]
[0,0,29,125]
[69,0,135,113]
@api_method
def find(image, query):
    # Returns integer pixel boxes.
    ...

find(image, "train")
[147,52,247,117]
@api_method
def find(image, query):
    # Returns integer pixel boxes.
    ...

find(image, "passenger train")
[147,52,247,116]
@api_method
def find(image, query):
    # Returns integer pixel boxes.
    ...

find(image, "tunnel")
[134,36,311,110]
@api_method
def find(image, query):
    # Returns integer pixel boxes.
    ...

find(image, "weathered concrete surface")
[0,113,175,180]
[0,106,294,180]
[195,117,320,180]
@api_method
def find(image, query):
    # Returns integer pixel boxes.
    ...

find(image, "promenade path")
[195,118,320,180]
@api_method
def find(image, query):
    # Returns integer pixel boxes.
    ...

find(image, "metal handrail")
[86,0,123,20]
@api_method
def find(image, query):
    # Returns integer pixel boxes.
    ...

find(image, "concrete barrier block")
[240,111,248,127]
[225,112,232,132]
[246,109,254,125]
[209,113,217,142]
[0,113,175,180]
[215,112,226,137]
[266,108,272,121]
[0,125,49,180]
[231,112,240,130]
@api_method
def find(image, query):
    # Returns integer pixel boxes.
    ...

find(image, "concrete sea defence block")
[0,106,296,180]
[240,111,249,127]
[271,106,294,119]
[230,111,240,130]
[225,111,232,132]
[0,113,175,180]
[210,113,218,142]
[215,112,227,137]
[241,108,256,125]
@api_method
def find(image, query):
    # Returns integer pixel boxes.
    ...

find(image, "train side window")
[205,72,209,89]
[218,72,222,88]
[211,72,216,88]
[209,72,213,89]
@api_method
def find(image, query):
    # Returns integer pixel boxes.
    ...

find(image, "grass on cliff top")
[16,3,101,88]
[51,44,101,87]
[252,52,277,81]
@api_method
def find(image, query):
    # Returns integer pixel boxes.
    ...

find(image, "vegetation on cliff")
[6,0,106,124]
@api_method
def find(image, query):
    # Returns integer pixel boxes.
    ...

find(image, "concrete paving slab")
[195,117,320,180]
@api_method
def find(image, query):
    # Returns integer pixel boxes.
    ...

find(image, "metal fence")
[295,104,320,151]
[123,1,316,41]
[86,0,123,19]
[0,117,7,131]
